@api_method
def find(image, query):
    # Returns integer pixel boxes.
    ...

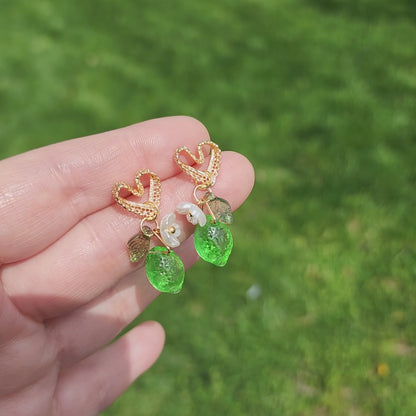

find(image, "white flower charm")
[176,202,206,226]
[160,213,182,248]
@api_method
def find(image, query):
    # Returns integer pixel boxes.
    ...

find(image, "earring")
[174,140,233,266]
[113,169,185,294]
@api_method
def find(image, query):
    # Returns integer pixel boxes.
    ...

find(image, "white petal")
[160,228,180,248]
[196,211,207,227]
[186,212,199,225]
[176,201,193,214]
[167,234,180,248]
[176,202,206,226]
[189,205,206,226]
[161,212,176,227]
[160,213,181,248]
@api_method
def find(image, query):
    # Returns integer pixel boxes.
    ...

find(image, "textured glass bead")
[145,246,185,294]
[194,215,233,266]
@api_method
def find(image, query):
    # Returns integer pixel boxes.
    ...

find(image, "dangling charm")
[201,191,233,225]
[176,202,206,226]
[126,225,152,263]
[113,169,185,294]
[174,140,233,266]
[193,215,233,266]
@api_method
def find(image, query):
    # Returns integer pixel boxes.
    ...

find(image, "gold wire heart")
[175,140,222,188]
[113,169,161,221]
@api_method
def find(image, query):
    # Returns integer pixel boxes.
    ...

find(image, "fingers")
[54,321,165,416]
[3,152,254,319]
[0,116,209,263]
[0,282,56,396]
[48,237,198,368]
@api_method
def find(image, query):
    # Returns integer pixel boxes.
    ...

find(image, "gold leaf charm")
[204,192,233,224]
[127,226,152,262]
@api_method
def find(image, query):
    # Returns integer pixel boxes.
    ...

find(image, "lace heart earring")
[113,169,185,294]
[174,140,233,266]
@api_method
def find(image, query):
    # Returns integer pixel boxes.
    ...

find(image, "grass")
[1,0,416,414]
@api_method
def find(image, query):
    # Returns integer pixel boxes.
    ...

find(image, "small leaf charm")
[127,226,152,262]
[145,246,185,294]
[194,215,233,266]
[204,192,233,224]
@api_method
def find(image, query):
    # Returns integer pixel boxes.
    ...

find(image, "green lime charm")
[145,246,185,294]
[194,215,233,266]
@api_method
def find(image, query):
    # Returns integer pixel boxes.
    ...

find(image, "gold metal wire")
[139,218,171,252]
[192,185,218,223]
[152,229,171,253]
[204,201,217,223]
[113,169,161,221]
[174,141,221,188]
[193,184,212,205]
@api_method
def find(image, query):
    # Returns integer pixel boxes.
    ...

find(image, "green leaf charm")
[145,246,185,294]
[194,215,233,266]
[204,192,233,224]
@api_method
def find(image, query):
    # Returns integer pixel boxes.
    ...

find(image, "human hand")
[0,116,254,415]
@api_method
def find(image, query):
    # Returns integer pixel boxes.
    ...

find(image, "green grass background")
[1,0,416,414]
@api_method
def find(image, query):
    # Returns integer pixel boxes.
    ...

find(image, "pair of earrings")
[112,140,233,294]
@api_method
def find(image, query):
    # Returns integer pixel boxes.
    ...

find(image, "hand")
[0,116,254,416]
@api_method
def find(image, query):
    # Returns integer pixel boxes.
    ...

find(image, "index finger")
[0,116,209,263]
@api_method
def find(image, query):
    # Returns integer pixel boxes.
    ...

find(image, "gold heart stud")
[175,140,221,188]
[113,169,161,221]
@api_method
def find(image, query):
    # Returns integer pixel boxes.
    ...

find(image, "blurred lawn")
[1,0,416,415]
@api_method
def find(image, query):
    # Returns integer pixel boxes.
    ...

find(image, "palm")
[0,116,254,416]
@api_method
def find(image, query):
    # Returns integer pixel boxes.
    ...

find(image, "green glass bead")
[194,215,233,266]
[145,246,185,294]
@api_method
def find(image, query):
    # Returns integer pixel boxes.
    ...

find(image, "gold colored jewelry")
[174,140,233,266]
[113,169,185,294]
[175,140,221,189]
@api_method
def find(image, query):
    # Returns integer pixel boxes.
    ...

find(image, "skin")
[0,116,255,416]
